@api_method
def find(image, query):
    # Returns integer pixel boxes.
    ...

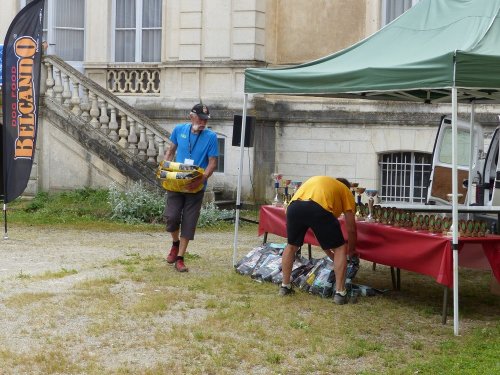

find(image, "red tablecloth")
[258,205,500,288]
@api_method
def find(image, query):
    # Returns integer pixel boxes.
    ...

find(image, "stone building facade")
[1,0,497,204]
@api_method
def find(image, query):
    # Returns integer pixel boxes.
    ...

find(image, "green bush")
[198,201,232,227]
[108,182,165,224]
[108,182,232,226]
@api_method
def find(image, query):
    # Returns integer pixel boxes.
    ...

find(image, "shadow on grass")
[355,262,499,322]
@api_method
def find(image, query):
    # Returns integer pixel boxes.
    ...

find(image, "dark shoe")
[166,245,179,264]
[333,291,347,305]
[278,286,295,296]
[175,258,189,272]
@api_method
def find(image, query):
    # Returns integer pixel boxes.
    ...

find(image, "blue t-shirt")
[170,123,219,170]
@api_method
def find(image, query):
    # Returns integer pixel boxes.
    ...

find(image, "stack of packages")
[235,244,379,302]
[156,161,205,193]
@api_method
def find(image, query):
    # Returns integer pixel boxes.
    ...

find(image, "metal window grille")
[378,152,431,203]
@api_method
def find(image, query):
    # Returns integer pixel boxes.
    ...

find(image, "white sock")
[281,283,291,289]
[336,290,347,296]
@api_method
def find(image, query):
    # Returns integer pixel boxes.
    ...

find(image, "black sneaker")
[278,286,295,296]
[333,291,347,305]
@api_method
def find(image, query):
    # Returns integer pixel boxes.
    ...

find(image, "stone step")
[214,200,236,209]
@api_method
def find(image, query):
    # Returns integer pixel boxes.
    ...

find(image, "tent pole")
[232,94,248,266]
[467,101,475,208]
[451,87,459,336]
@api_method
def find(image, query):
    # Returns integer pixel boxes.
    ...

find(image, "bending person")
[279,176,357,304]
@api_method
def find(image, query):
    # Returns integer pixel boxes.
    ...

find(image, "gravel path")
[0,225,260,374]
[0,227,164,280]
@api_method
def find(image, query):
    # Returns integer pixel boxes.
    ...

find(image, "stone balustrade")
[42,55,169,167]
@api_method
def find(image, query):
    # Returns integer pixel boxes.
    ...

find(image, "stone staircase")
[40,55,170,191]
[38,55,222,205]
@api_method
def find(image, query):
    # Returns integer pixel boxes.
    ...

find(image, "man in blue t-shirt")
[163,103,219,272]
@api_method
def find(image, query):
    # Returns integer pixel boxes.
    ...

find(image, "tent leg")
[451,87,460,336]
[452,244,459,334]
[467,101,475,208]
[232,94,249,266]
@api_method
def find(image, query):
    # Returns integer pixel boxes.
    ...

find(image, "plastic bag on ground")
[235,243,284,276]
[298,257,328,293]
[235,245,275,276]
[346,255,360,282]
[310,258,335,298]
[252,254,282,282]
[271,255,310,284]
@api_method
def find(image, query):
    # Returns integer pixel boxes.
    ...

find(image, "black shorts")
[286,200,345,250]
[163,190,204,240]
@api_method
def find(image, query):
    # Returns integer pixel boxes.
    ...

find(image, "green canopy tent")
[233,0,500,336]
[245,0,500,101]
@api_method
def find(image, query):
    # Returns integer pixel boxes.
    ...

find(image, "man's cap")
[191,103,210,120]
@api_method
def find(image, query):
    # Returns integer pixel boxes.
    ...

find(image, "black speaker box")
[232,115,255,147]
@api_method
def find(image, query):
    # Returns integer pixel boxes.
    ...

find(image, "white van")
[427,115,500,225]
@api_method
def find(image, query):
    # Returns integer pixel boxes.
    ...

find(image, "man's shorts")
[286,200,345,250]
[163,190,204,240]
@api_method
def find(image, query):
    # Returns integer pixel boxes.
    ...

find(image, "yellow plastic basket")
[156,161,205,193]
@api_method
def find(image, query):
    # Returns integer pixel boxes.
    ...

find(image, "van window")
[438,128,470,166]
[379,152,431,203]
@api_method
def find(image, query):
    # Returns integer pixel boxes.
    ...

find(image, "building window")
[114,0,162,62]
[216,138,225,173]
[378,152,431,203]
[381,0,420,27]
[54,0,85,61]
[25,0,84,62]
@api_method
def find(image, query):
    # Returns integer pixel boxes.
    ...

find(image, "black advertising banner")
[0,44,3,199]
[1,0,45,203]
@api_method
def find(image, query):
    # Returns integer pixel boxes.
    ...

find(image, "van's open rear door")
[480,128,500,206]
[427,116,484,205]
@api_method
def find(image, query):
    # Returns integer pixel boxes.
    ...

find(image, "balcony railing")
[107,67,161,94]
